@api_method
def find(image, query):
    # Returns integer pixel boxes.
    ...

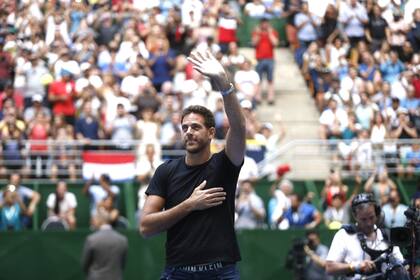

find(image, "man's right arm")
[139,180,226,238]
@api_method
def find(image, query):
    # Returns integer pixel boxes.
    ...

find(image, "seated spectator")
[234,59,260,104]
[244,0,266,18]
[382,189,408,228]
[281,193,321,229]
[407,8,420,52]
[23,94,51,124]
[380,50,405,84]
[390,107,417,140]
[235,180,266,230]
[0,83,24,116]
[83,174,120,223]
[319,98,348,140]
[364,170,397,205]
[0,173,40,228]
[0,185,26,231]
[46,181,77,230]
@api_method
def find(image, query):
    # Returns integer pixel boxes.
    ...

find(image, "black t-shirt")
[146,150,242,266]
[368,17,388,40]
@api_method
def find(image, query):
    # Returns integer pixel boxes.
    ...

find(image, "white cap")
[240,99,253,110]
[32,94,43,102]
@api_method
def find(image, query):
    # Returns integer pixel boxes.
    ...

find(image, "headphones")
[351,193,381,217]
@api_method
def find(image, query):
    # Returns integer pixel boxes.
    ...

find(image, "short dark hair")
[100,174,111,184]
[306,229,319,237]
[181,105,215,129]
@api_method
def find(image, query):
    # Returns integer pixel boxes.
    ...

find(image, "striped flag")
[82,151,136,182]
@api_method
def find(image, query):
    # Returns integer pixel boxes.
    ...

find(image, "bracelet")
[220,83,235,97]
[349,263,355,273]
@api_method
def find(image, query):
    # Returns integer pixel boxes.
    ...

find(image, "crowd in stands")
[283,0,420,177]
[0,0,419,232]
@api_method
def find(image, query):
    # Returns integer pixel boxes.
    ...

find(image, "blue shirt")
[75,116,99,140]
[284,203,317,228]
[380,60,405,84]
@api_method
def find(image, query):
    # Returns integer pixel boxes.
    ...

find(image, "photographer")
[326,193,405,279]
[304,230,333,280]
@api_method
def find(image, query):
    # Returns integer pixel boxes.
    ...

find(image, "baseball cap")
[32,94,43,103]
[240,99,253,110]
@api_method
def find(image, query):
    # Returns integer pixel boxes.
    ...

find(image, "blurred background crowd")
[0,0,418,237]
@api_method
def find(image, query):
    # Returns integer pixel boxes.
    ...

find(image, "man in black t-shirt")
[140,49,246,279]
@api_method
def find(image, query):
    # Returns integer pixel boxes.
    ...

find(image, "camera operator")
[326,193,405,279]
[304,229,333,280]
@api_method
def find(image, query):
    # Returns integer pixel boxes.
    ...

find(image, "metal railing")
[0,138,419,181]
[258,138,420,179]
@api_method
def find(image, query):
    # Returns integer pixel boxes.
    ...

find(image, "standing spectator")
[96,196,121,229]
[407,8,420,52]
[46,181,77,230]
[244,0,266,18]
[23,54,50,108]
[390,107,417,140]
[364,170,398,205]
[235,180,266,229]
[217,2,240,54]
[382,189,408,228]
[252,18,279,105]
[355,92,377,130]
[0,42,13,91]
[106,103,136,150]
[27,111,50,178]
[83,174,120,222]
[148,37,175,92]
[81,209,128,280]
[319,98,349,140]
[0,173,40,228]
[48,69,77,126]
[294,2,320,50]
[75,100,102,150]
[269,179,293,229]
[339,0,368,48]
[387,11,407,56]
[281,193,321,229]
[324,194,351,230]
[365,4,390,52]
[319,4,339,47]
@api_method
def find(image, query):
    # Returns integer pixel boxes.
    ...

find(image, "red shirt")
[218,17,237,43]
[253,30,278,60]
[48,79,76,116]
[0,90,24,111]
[29,123,48,151]
[413,77,420,99]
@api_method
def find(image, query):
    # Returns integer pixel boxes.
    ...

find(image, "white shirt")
[319,108,349,132]
[46,192,77,215]
[327,228,404,279]
[339,2,368,37]
[88,185,120,216]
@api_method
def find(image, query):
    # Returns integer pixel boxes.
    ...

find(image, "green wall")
[0,229,337,280]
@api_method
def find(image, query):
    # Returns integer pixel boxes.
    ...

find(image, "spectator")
[48,69,77,126]
[303,230,333,280]
[355,92,377,130]
[217,3,240,54]
[365,4,390,52]
[83,174,120,223]
[81,209,128,280]
[23,54,50,108]
[96,196,120,229]
[27,111,50,178]
[0,185,26,231]
[160,111,183,152]
[339,0,368,48]
[46,181,77,230]
[390,107,417,140]
[407,8,420,52]
[234,59,260,104]
[23,94,51,124]
[319,4,339,46]
[281,193,321,229]
[106,103,136,150]
[294,2,320,49]
[324,194,351,230]
[0,82,24,116]
[252,18,278,105]
[0,173,40,228]
[235,180,266,229]
[268,179,293,229]
[402,143,420,178]
[237,155,259,185]
[321,170,348,209]
[75,100,102,150]
[380,50,405,84]
[319,98,348,140]
[244,0,266,18]
[364,170,398,205]
[382,189,408,228]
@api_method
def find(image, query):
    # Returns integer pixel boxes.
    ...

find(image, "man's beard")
[184,139,209,154]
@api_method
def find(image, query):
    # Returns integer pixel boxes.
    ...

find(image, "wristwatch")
[220,83,235,97]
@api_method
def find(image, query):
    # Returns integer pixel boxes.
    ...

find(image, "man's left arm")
[188,50,246,166]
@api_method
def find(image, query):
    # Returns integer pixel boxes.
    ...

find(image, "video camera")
[285,237,312,280]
